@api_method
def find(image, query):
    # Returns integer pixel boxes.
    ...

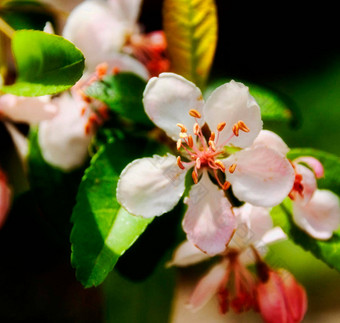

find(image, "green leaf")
[1,30,84,96]
[71,140,153,288]
[28,128,84,239]
[205,78,298,124]
[0,1,55,31]
[86,73,152,126]
[163,0,218,89]
[271,199,340,272]
[288,148,340,196]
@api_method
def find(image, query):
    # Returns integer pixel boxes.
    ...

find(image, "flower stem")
[0,18,14,39]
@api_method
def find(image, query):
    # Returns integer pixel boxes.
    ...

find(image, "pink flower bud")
[0,170,11,228]
[256,269,307,323]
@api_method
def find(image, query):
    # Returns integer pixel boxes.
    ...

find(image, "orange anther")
[193,123,200,135]
[176,123,187,133]
[209,140,216,152]
[215,160,226,172]
[79,90,92,103]
[238,120,250,133]
[222,181,231,190]
[96,62,108,78]
[188,135,194,148]
[229,164,237,173]
[81,106,87,116]
[209,132,215,141]
[189,109,201,119]
[192,170,198,184]
[179,132,188,139]
[84,122,91,135]
[112,66,120,75]
[232,124,239,136]
[177,156,185,170]
[217,122,226,132]
[196,158,201,169]
[176,139,182,150]
[295,174,303,182]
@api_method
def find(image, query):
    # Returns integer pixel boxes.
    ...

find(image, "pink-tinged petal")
[0,94,57,124]
[279,269,308,323]
[257,269,307,323]
[188,261,228,312]
[294,156,324,179]
[167,240,210,268]
[230,204,272,252]
[292,164,316,205]
[257,271,289,323]
[117,154,186,218]
[293,189,340,240]
[38,93,92,171]
[223,146,295,207]
[204,80,262,148]
[107,0,142,25]
[260,227,287,246]
[143,73,205,141]
[252,130,289,155]
[0,170,11,229]
[63,0,128,68]
[183,172,236,256]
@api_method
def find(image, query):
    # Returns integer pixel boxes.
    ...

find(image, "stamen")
[96,62,108,78]
[238,120,250,133]
[232,124,239,137]
[215,160,226,172]
[295,174,303,182]
[193,123,200,136]
[217,122,226,132]
[112,66,120,75]
[209,140,216,152]
[196,158,201,169]
[79,90,92,103]
[176,139,182,150]
[179,132,188,139]
[229,164,237,173]
[192,170,198,184]
[189,109,201,119]
[209,132,216,141]
[187,135,194,148]
[222,181,231,190]
[176,123,187,133]
[177,156,185,170]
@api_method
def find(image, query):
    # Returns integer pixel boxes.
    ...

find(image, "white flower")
[116,73,294,255]
[254,129,340,239]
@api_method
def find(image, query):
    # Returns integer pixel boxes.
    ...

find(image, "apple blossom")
[254,129,340,239]
[117,73,295,255]
[169,204,300,321]
[63,0,168,77]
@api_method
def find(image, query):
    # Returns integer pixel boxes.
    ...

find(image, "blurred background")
[0,0,339,321]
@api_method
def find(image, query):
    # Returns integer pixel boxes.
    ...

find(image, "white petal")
[230,203,273,250]
[293,190,340,240]
[107,0,142,25]
[183,172,236,256]
[38,93,92,171]
[224,146,295,207]
[63,0,128,68]
[167,240,210,268]
[204,80,262,148]
[252,130,289,155]
[0,94,57,124]
[143,73,205,141]
[293,164,317,205]
[43,21,55,34]
[188,261,227,312]
[116,154,186,218]
[294,156,324,179]
[84,52,149,80]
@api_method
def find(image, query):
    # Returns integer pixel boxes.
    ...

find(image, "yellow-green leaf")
[163,0,217,89]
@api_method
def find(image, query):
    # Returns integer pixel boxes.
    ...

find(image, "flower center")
[176,109,250,190]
